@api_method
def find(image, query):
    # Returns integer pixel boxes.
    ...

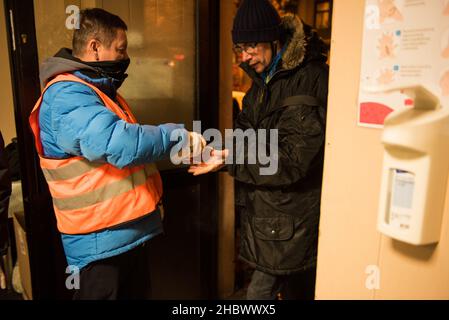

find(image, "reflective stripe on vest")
[29,73,163,235]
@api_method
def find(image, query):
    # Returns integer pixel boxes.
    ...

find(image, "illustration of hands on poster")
[358,0,449,128]
[379,0,403,23]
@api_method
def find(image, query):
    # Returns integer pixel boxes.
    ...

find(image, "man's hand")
[188,149,229,176]
[178,132,207,163]
[189,132,207,159]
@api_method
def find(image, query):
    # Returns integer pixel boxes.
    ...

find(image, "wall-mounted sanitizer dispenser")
[366,85,449,245]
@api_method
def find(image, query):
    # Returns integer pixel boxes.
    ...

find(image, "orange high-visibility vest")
[29,73,163,235]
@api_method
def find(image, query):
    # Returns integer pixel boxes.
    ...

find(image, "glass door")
[34,0,196,134]
[34,0,197,170]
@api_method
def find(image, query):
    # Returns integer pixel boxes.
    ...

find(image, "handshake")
[180,132,229,176]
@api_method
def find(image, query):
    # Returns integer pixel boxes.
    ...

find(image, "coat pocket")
[252,215,294,241]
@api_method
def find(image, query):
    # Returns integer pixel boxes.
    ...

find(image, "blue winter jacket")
[38,49,187,270]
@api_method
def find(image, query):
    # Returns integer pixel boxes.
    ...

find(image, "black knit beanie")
[232,0,282,44]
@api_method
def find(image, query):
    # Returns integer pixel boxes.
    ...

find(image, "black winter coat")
[228,15,329,275]
[0,132,12,255]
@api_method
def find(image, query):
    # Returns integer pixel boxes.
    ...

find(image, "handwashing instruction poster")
[358,0,449,128]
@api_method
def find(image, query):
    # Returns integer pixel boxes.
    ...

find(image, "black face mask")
[85,58,131,89]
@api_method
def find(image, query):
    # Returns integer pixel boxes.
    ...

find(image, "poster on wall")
[358,0,449,128]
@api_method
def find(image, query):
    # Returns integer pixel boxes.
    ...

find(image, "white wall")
[0,0,17,144]
[316,0,449,300]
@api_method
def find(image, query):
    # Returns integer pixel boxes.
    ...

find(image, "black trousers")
[73,242,152,300]
[246,267,317,300]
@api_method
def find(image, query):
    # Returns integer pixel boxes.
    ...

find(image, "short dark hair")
[72,8,128,57]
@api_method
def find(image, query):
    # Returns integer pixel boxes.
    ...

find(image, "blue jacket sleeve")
[40,82,187,168]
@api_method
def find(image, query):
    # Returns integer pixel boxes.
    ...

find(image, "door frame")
[4,0,220,299]
[4,0,67,299]
[197,0,220,299]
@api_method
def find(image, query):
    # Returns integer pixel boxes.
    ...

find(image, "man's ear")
[87,39,100,61]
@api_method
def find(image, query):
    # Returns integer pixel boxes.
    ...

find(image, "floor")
[0,289,22,300]
[225,288,247,300]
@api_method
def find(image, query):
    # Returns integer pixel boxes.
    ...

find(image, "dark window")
[314,0,333,40]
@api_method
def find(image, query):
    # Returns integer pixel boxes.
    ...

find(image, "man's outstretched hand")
[188,149,229,176]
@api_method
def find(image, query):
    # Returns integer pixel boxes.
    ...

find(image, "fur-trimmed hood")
[280,14,328,70]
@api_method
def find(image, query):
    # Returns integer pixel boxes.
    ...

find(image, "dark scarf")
[55,48,130,99]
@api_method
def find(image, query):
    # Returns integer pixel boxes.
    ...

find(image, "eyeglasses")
[233,42,259,54]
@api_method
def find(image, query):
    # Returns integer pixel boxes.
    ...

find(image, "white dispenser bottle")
[369,86,449,245]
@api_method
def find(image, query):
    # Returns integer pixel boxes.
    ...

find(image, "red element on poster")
[360,102,394,125]
[174,54,185,61]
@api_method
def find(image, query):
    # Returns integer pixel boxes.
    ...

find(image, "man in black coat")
[190,0,329,300]
[0,131,12,289]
